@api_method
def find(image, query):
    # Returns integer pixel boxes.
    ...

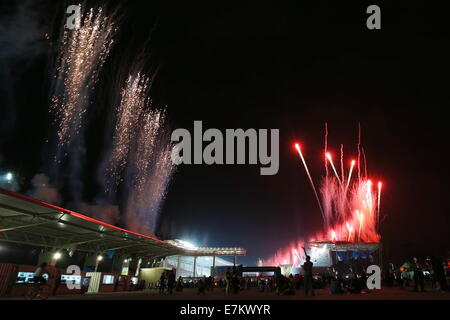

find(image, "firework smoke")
[79,202,120,225]
[28,174,62,205]
[0,0,47,141]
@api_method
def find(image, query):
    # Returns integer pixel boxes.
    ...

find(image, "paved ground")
[3,285,450,300]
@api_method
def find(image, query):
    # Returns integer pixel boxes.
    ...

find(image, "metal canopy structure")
[0,188,246,259]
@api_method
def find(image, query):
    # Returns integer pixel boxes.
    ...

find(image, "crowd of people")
[385,256,448,292]
[154,256,328,296]
[157,269,177,294]
[153,255,449,296]
[24,251,448,299]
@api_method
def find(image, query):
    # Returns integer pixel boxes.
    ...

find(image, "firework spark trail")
[357,210,363,240]
[362,147,368,178]
[377,181,382,232]
[292,248,302,266]
[107,72,175,233]
[326,152,342,185]
[321,177,334,229]
[345,159,356,193]
[344,179,380,242]
[51,7,116,147]
[267,128,383,268]
[340,144,344,183]
[346,222,353,241]
[324,123,329,177]
[108,73,171,189]
[47,6,174,233]
[108,73,149,186]
[295,143,325,220]
[134,109,165,191]
[125,140,175,233]
[357,123,361,181]
[265,240,306,268]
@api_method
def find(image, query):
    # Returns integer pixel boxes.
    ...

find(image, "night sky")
[1,0,449,266]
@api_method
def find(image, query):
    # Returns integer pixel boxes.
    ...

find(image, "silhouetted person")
[158,272,166,294]
[176,276,183,292]
[225,268,231,294]
[52,271,61,296]
[33,262,48,285]
[347,272,363,294]
[275,273,284,295]
[429,256,448,291]
[207,276,213,291]
[302,256,314,296]
[330,276,343,294]
[258,278,265,292]
[412,257,425,292]
[198,278,206,295]
[285,275,295,295]
[232,274,240,294]
[167,269,176,294]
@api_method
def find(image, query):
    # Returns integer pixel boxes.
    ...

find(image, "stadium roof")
[0,188,245,258]
[306,241,381,251]
[166,240,246,256]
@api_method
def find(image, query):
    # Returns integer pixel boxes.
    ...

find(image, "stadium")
[0,188,245,297]
[279,241,382,276]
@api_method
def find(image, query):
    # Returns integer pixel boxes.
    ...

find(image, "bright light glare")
[53,252,62,260]
[179,240,197,249]
[6,173,12,181]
